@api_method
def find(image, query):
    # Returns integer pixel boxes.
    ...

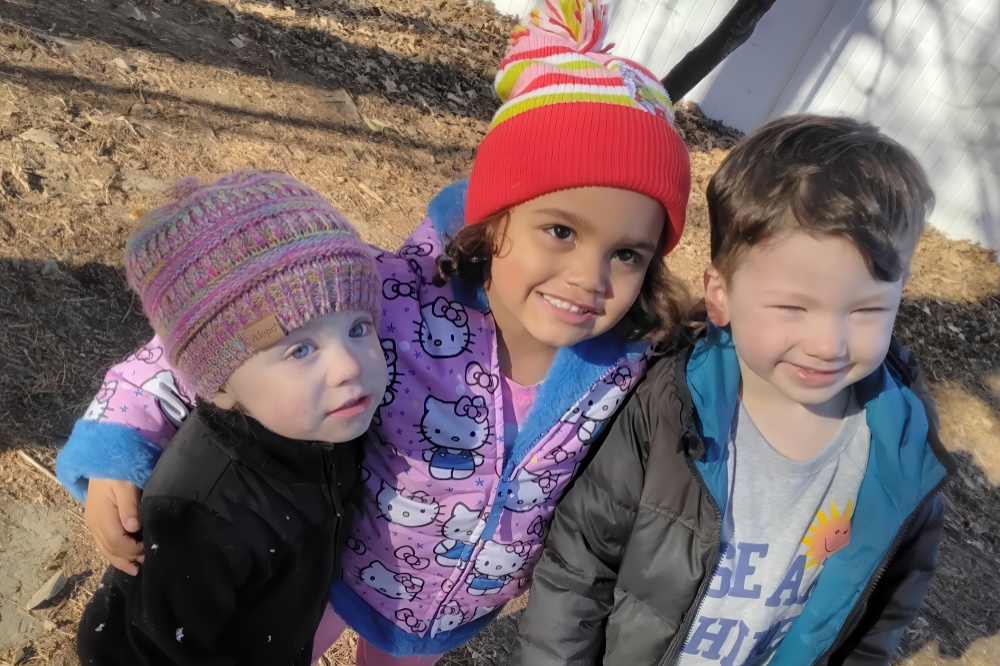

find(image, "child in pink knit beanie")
[76,169,386,665]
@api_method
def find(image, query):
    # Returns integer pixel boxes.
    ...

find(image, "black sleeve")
[830,494,945,665]
[515,394,650,666]
[127,497,254,665]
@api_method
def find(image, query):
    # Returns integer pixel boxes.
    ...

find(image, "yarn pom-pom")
[172,175,202,200]
[519,0,611,53]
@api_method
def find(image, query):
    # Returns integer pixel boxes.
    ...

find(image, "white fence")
[486,0,1000,251]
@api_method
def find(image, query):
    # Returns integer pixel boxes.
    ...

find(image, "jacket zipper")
[323,451,344,556]
[661,433,723,666]
[815,475,947,663]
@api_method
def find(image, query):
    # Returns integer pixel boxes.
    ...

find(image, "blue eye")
[289,343,315,360]
[350,321,373,338]
[546,225,574,241]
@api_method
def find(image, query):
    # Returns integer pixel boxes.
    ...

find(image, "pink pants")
[311,603,444,666]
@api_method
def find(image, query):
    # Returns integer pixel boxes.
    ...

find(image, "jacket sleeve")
[127,497,253,664]
[516,393,650,666]
[55,336,195,502]
[830,493,945,665]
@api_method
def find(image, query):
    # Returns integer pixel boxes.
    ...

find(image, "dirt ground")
[0,0,997,664]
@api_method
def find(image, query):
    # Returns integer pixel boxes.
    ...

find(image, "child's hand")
[85,478,144,574]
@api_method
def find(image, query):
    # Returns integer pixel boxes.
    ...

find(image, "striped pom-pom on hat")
[466,0,690,254]
[125,170,380,398]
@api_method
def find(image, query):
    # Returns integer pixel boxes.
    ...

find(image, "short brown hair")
[433,211,690,344]
[707,114,934,283]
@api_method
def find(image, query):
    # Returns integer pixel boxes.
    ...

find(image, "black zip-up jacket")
[516,337,954,666]
[77,402,363,665]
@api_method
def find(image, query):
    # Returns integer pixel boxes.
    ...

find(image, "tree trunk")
[661,0,778,102]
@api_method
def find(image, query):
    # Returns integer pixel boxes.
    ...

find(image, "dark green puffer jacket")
[516,329,953,666]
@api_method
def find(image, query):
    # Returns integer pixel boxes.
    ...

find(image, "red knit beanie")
[466,0,691,254]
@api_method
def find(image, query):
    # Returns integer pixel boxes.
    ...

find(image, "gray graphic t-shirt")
[678,393,870,665]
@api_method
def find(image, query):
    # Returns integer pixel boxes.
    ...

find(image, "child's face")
[485,187,664,354]
[705,230,904,416]
[213,310,387,443]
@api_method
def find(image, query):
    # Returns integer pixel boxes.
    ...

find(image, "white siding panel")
[628,1,677,70]
[813,1,887,115]
[767,0,867,117]
[920,41,1000,174]
[693,0,840,132]
[842,0,923,119]
[896,2,987,139]
[651,0,734,76]
[605,0,649,57]
[867,3,952,133]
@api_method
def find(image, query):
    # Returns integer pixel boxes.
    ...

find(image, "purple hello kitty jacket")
[55,180,649,656]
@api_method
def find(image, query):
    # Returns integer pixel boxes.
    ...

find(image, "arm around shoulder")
[55,336,194,502]
[516,390,652,666]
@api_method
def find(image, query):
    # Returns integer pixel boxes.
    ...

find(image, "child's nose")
[804,320,849,360]
[564,255,608,294]
[326,344,364,386]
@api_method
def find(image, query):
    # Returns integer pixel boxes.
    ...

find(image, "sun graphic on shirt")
[802,500,854,569]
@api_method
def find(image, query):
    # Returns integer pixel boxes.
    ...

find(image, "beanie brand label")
[244,314,286,352]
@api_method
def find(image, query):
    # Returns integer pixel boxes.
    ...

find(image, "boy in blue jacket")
[516,114,954,665]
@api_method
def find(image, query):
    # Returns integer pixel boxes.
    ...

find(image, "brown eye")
[614,249,640,265]
[546,225,573,241]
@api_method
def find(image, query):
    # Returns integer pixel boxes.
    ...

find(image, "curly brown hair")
[432,210,691,344]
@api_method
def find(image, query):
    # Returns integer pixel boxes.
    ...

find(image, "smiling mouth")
[794,364,846,375]
[792,363,846,375]
[540,293,600,315]
[327,395,371,417]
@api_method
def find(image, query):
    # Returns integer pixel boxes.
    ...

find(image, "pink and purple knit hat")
[466,0,691,254]
[125,170,380,399]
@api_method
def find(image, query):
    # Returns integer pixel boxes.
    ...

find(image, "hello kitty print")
[419,395,491,480]
[338,205,648,649]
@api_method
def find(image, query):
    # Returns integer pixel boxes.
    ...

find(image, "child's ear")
[703,265,731,327]
[212,384,238,410]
